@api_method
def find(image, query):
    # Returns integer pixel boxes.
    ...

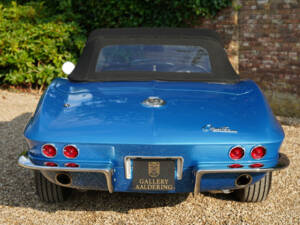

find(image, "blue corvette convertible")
[18,28,289,203]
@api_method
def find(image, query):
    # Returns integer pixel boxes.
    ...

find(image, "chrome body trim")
[194,153,289,195]
[124,156,184,180]
[18,153,113,193]
[142,96,166,108]
[202,124,238,134]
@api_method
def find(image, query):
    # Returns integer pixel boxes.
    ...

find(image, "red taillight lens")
[228,164,243,168]
[250,163,264,168]
[63,145,78,159]
[229,147,244,160]
[251,146,266,159]
[42,144,56,158]
[65,162,79,167]
[44,162,57,167]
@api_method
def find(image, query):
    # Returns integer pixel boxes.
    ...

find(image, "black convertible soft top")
[68,28,239,83]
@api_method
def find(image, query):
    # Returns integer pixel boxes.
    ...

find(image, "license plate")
[131,159,175,191]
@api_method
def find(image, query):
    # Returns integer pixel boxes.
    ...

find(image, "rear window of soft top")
[95,44,212,73]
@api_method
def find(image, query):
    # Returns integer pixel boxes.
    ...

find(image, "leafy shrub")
[0,0,231,88]
[0,1,85,88]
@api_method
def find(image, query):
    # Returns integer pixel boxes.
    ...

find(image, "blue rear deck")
[24,78,284,192]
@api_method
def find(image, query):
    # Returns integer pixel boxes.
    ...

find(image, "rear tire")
[34,171,71,202]
[234,172,272,202]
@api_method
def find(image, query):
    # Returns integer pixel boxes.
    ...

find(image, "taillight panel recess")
[251,146,266,159]
[63,145,79,159]
[42,144,57,158]
[229,146,245,160]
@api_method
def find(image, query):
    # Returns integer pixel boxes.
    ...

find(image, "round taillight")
[44,162,57,167]
[251,146,266,159]
[250,163,264,168]
[65,162,79,167]
[228,164,243,168]
[229,146,244,160]
[42,144,57,158]
[63,145,78,159]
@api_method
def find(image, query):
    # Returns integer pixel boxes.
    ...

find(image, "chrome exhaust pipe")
[55,173,72,186]
[235,174,252,187]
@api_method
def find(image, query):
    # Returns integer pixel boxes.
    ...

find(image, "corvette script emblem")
[148,161,160,177]
[142,96,166,108]
[202,124,238,134]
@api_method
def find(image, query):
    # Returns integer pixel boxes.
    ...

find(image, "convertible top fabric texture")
[68,28,240,83]
[87,28,224,45]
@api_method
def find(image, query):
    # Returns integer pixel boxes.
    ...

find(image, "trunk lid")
[25,78,284,144]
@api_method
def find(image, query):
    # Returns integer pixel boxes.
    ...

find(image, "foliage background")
[0,0,231,88]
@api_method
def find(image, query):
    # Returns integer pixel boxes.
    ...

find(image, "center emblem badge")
[148,161,160,177]
[142,96,166,108]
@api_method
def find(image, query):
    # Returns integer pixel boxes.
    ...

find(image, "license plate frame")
[131,159,175,192]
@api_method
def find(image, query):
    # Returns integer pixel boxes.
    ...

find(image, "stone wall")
[197,0,300,117]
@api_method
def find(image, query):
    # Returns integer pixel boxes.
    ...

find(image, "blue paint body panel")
[24,78,284,192]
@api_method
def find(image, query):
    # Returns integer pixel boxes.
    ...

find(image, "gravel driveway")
[0,90,299,225]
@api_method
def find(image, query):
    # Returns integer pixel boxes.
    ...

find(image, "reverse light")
[250,163,264,168]
[229,146,245,160]
[44,162,58,167]
[228,164,243,168]
[44,162,57,167]
[251,146,266,159]
[63,145,79,159]
[65,162,79,167]
[42,144,57,158]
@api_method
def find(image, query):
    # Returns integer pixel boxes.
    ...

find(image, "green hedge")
[0,0,231,88]
[46,0,232,31]
[0,1,85,88]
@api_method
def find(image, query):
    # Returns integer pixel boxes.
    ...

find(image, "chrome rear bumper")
[18,152,113,193]
[18,152,289,195]
[194,153,290,194]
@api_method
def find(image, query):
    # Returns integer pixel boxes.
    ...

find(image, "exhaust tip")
[235,174,252,187]
[55,173,71,185]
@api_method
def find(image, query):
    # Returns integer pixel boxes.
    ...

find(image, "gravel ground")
[0,89,299,225]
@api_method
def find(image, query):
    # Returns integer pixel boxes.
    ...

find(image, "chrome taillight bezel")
[63,144,79,159]
[229,146,245,160]
[250,145,266,160]
[41,143,57,158]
